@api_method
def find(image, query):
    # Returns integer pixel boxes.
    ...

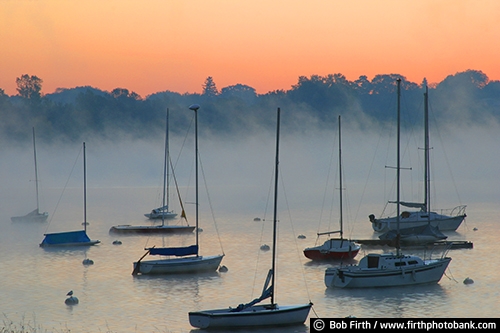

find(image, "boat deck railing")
[438,205,467,217]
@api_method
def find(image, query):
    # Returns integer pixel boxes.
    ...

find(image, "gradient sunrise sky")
[1,0,499,97]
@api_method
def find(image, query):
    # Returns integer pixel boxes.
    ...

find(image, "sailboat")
[110,110,195,234]
[131,104,224,275]
[369,87,466,233]
[144,111,178,221]
[11,127,49,223]
[40,142,100,247]
[188,107,312,329]
[303,115,360,260]
[325,79,451,288]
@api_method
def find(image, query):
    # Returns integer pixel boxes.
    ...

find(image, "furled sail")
[147,245,198,257]
[389,201,426,211]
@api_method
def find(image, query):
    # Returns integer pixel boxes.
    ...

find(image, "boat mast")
[83,142,87,232]
[271,107,281,306]
[189,104,201,253]
[396,79,401,255]
[424,87,430,216]
[195,107,199,251]
[167,109,170,212]
[338,115,344,241]
[32,127,40,214]
[161,109,169,227]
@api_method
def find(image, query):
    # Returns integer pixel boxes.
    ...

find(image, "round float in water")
[260,244,270,251]
[82,258,94,265]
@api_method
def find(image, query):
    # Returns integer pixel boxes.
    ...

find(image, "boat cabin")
[359,253,423,270]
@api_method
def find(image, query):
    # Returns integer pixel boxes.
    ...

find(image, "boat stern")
[188,311,212,329]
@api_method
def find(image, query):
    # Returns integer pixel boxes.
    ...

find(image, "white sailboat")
[11,127,49,223]
[304,115,360,260]
[143,205,177,220]
[145,108,177,220]
[189,107,312,329]
[325,79,451,288]
[110,110,195,234]
[40,142,100,247]
[132,104,224,275]
[369,86,466,232]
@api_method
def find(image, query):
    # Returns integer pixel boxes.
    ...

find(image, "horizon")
[1,1,499,97]
[1,68,496,99]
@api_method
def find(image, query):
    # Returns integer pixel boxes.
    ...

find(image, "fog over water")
[1,117,498,233]
[0,115,498,331]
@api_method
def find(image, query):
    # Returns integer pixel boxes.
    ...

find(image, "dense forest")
[1,70,499,144]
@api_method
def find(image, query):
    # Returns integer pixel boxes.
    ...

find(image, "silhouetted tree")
[0,88,7,100]
[111,88,142,100]
[0,88,11,112]
[202,76,219,96]
[0,70,498,145]
[434,70,490,121]
[220,84,257,104]
[371,74,405,94]
[16,74,43,104]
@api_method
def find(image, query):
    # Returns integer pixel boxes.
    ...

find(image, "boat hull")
[304,248,359,260]
[371,210,466,232]
[109,225,195,234]
[133,254,224,275]
[325,257,451,288]
[40,240,101,247]
[189,303,312,329]
[39,230,100,247]
[304,239,360,260]
[11,212,48,223]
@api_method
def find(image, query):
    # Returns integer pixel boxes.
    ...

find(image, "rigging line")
[45,145,83,233]
[252,219,265,300]
[328,161,339,237]
[353,123,384,223]
[179,115,196,205]
[401,97,426,206]
[260,153,275,223]
[249,197,272,300]
[197,151,225,255]
[172,112,194,171]
[400,86,424,206]
[169,156,189,225]
[279,165,313,303]
[342,184,357,239]
[317,125,338,243]
[414,97,426,202]
[251,209,269,300]
[158,110,194,217]
[252,151,278,299]
[310,305,321,320]
[381,117,397,218]
[428,102,463,205]
[380,89,420,218]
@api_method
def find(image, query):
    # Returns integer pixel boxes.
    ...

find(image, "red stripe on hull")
[303,249,359,260]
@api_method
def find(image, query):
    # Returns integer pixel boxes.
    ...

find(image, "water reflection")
[189,323,310,333]
[324,283,448,318]
[304,257,359,268]
[133,272,222,307]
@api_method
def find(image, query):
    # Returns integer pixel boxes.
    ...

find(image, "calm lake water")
[0,184,497,332]
[1,124,499,332]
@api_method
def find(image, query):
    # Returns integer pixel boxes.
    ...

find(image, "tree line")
[0,70,499,145]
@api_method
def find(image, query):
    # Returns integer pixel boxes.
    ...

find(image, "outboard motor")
[369,214,376,223]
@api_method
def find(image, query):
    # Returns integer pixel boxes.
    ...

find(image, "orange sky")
[1,0,499,97]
